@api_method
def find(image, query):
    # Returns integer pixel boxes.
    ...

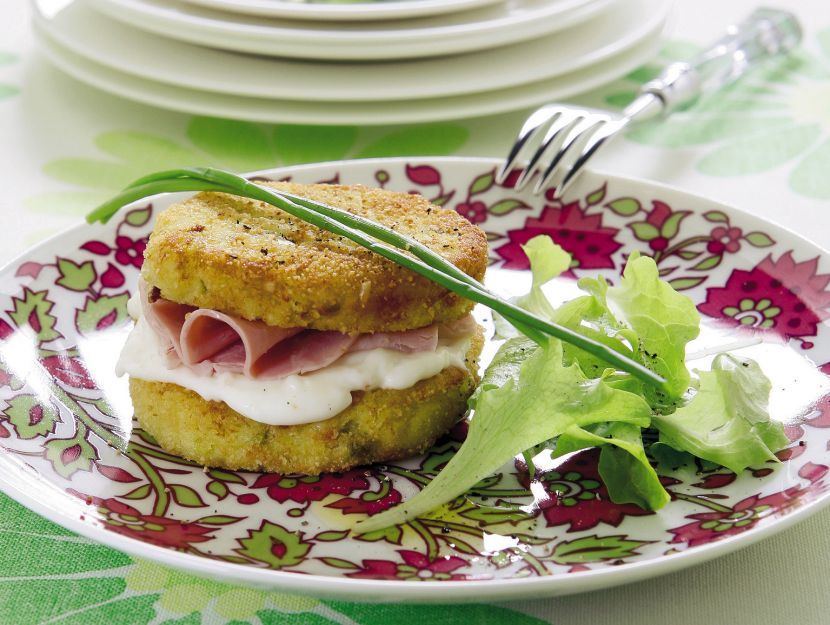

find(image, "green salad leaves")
[356,236,787,534]
[652,354,789,474]
[607,252,700,399]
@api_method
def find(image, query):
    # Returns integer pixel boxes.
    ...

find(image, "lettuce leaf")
[500,242,699,399]
[470,336,538,402]
[491,235,569,340]
[354,337,653,533]
[520,235,571,319]
[551,275,639,379]
[354,237,787,532]
[496,236,640,378]
[607,252,700,400]
[651,353,789,474]
[555,422,669,510]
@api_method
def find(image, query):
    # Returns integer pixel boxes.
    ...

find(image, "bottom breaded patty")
[129,329,483,475]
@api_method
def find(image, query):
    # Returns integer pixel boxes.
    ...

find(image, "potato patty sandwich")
[117,181,488,475]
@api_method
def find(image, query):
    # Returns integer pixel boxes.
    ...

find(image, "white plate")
[84,0,613,61]
[34,26,659,124]
[178,0,506,22]
[1,158,829,602]
[35,0,667,102]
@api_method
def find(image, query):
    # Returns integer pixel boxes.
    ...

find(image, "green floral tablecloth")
[2,2,830,624]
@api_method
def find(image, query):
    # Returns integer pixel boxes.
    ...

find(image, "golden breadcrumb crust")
[129,329,483,474]
[141,182,488,334]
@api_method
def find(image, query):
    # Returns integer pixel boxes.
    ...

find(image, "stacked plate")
[32,0,671,125]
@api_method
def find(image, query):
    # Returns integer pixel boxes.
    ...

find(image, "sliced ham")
[139,279,193,367]
[180,309,303,377]
[138,279,472,381]
[351,325,438,353]
[438,314,479,338]
[254,331,357,378]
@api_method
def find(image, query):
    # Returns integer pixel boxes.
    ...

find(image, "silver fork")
[497,7,803,197]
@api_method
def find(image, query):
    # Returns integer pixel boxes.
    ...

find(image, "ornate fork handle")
[499,8,803,196]
[635,7,802,121]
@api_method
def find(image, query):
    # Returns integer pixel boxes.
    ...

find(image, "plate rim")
[176,0,506,22]
[83,0,614,61]
[1,156,829,602]
[32,29,659,125]
[35,0,661,101]
[86,0,598,40]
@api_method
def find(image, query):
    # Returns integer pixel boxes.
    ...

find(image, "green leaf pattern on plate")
[237,521,313,569]
[3,394,58,439]
[76,293,130,334]
[9,288,61,342]
[44,423,99,478]
[56,258,97,292]
[549,535,649,564]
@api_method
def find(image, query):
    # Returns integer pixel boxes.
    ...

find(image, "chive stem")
[87,167,669,393]
[85,179,220,224]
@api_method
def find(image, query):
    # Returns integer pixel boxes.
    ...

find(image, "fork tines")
[497,104,624,198]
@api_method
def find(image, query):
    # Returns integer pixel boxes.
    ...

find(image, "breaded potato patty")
[141,182,488,334]
[130,329,483,474]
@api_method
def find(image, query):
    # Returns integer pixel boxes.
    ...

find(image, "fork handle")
[628,8,802,120]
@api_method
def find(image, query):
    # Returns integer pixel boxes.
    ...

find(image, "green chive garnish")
[87,167,669,393]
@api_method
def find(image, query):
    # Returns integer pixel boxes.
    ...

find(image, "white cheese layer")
[116,316,473,426]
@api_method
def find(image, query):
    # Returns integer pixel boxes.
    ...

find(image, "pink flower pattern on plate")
[347,550,468,581]
[114,236,146,268]
[495,201,621,271]
[455,201,487,224]
[519,449,655,531]
[252,471,369,504]
[669,463,829,547]
[698,252,830,344]
[707,226,743,255]
[72,492,215,550]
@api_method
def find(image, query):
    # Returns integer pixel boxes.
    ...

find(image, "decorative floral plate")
[1,157,828,603]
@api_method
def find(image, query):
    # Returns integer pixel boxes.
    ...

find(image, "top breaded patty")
[141,182,488,334]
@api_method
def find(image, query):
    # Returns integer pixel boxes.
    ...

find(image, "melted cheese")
[116,315,472,426]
